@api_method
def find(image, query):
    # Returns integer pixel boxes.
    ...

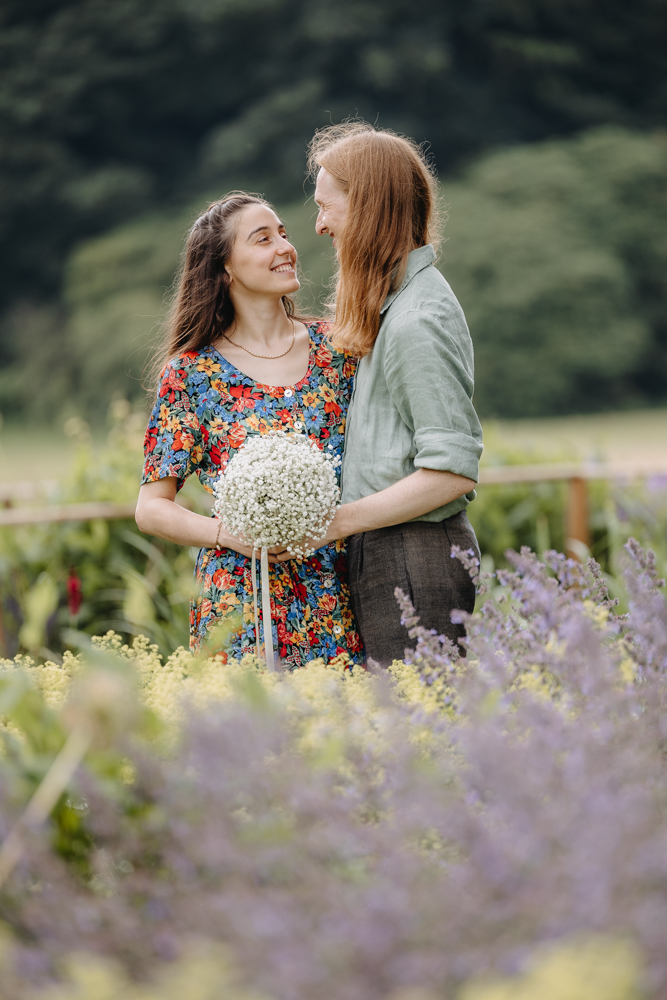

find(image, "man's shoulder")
[381,264,468,343]
[388,263,462,319]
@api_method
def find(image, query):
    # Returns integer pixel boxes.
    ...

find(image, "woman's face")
[226,204,300,297]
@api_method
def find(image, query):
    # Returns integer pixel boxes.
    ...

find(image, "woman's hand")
[222,535,295,564]
[203,522,298,564]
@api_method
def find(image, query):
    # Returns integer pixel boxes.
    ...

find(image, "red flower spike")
[66,571,83,616]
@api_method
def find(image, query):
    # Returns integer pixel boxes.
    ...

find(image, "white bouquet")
[212,431,341,668]
[213,430,341,558]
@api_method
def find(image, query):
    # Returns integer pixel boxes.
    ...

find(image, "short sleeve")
[383,307,483,482]
[141,360,203,491]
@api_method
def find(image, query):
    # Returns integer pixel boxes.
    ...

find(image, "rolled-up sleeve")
[383,306,483,482]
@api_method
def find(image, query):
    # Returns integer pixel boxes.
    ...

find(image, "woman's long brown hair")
[148,192,297,391]
[308,123,440,357]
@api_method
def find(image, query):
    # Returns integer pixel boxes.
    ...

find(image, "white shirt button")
[284,388,293,397]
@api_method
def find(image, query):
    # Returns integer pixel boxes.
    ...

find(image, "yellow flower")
[217,592,239,608]
[197,358,222,375]
[208,416,229,434]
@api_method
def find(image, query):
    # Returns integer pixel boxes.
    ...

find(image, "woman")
[135,192,363,669]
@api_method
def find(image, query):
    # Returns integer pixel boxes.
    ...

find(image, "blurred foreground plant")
[459,935,642,1000]
[0,542,663,998]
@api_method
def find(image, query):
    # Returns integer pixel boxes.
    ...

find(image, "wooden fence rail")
[480,460,667,558]
[0,502,137,527]
[479,460,667,485]
[3,460,667,559]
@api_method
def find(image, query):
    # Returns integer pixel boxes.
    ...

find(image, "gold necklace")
[223,318,296,359]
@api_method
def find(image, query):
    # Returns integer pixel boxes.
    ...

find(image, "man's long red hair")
[308,123,440,357]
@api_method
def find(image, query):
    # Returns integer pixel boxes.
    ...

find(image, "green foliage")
[463,429,667,620]
[470,478,567,569]
[2,0,664,305]
[469,471,667,614]
[2,401,667,661]
[442,127,667,416]
[0,0,666,418]
[471,472,667,617]
[4,124,667,422]
[0,403,207,660]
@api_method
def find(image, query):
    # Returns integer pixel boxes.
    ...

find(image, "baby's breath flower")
[213,431,341,558]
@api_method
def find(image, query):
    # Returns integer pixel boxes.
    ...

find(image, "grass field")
[485,407,667,464]
[3,408,667,486]
[0,423,82,484]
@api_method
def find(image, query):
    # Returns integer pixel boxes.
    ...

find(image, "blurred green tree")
[3,127,665,421]
[442,127,667,416]
[0,0,665,322]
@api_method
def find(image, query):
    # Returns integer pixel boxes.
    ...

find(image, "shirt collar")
[380,244,436,315]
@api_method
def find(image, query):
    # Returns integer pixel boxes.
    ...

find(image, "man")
[309,122,483,665]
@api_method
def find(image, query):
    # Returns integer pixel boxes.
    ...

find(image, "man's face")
[314,168,349,250]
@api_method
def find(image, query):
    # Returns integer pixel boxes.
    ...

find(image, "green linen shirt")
[340,244,483,522]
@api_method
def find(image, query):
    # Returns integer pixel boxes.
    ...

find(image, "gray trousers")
[347,511,480,666]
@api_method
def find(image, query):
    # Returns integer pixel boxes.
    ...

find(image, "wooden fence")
[479,460,667,554]
[3,459,667,559]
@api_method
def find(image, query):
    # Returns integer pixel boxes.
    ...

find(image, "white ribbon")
[251,546,275,672]
[252,547,259,654]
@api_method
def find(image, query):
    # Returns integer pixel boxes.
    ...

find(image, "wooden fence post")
[566,476,590,560]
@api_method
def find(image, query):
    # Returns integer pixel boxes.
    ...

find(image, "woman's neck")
[226,295,292,350]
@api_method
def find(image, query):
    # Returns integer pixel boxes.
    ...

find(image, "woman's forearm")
[136,494,224,548]
[324,468,475,541]
[135,482,293,562]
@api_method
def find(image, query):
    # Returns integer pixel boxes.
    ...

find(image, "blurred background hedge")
[1,0,667,423]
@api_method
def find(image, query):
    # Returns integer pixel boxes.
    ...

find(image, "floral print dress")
[141,321,363,669]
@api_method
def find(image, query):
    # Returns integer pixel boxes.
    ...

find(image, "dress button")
[284,388,293,397]
[294,420,303,430]
[323,576,333,588]
[334,624,342,634]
